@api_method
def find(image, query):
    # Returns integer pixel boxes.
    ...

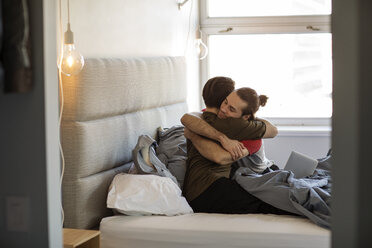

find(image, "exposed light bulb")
[195,29,208,60]
[60,24,84,76]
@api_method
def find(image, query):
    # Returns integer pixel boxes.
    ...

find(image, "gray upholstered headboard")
[61,57,188,229]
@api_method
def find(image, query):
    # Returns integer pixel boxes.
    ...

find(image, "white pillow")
[107,173,193,216]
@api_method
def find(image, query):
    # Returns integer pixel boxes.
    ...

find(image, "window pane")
[208,0,332,17]
[208,34,332,118]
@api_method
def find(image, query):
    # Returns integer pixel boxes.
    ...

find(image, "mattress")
[100,213,330,248]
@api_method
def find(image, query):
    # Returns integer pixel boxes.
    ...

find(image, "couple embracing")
[182,76,292,215]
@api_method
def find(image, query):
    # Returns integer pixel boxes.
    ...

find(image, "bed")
[61,56,330,248]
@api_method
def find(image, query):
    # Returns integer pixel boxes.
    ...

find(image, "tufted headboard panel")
[61,57,188,229]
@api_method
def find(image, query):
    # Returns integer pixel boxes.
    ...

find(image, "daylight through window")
[200,0,332,123]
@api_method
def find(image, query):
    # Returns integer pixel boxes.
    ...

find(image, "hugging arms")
[181,112,277,164]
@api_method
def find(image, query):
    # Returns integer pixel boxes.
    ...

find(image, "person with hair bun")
[236,87,268,120]
[218,87,270,122]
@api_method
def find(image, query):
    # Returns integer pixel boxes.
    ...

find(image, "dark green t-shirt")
[183,112,266,202]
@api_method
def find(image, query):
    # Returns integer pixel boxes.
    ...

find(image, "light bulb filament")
[67,56,74,67]
[60,43,84,76]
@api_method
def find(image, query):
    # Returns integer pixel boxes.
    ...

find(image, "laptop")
[284,151,318,178]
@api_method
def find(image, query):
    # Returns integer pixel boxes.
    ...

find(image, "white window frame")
[199,0,332,127]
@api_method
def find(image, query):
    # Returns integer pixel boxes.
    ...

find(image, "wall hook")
[306,25,320,31]
[219,27,233,33]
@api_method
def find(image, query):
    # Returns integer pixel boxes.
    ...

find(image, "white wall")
[60,0,200,111]
[264,133,331,167]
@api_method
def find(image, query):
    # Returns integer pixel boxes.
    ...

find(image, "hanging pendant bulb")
[60,23,84,76]
[195,28,208,60]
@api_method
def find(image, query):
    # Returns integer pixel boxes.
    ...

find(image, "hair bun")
[259,95,268,107]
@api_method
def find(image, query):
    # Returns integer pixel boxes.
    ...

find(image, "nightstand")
[63,228,100,248]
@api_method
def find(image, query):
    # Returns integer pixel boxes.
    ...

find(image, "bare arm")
[184,128,248,165]
[256,118,278,138]
[181,113,245,160]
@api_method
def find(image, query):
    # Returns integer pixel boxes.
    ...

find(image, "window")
[208,0,331,17]
[200,0,332,125]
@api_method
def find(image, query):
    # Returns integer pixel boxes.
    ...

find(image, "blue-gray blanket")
[153,125,332,228]
[233,154,332,228]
